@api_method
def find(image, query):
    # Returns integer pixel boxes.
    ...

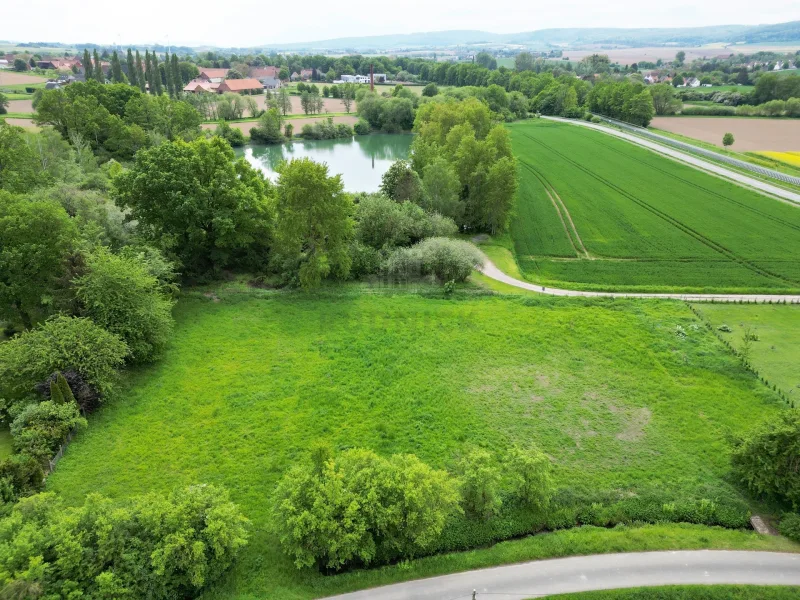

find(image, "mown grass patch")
[693,304,800,400]
[46,286,787,598]
[507,120,800,293]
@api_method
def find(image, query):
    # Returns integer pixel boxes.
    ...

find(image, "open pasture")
[46,287,784,598]
[508,120,800,293]
[650,117,800,152]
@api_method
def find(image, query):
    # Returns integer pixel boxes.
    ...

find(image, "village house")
[260,76,281,89]
[216,78,264,94]
[249,66,280,79]
[290,71,301,81]
[300,68,313,80]
[198,68,230,83]
[183,79,219,93]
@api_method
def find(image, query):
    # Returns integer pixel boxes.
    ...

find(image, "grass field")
[507,120,800,293]
[542,585,800,599]
[693,304,800,401]
[45,283,789,598]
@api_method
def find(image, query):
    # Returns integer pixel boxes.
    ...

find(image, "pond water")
[237,134,413,192]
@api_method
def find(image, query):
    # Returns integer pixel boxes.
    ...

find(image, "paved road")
[543,117,800,205]
[479,256,800,303]
[322,550,800,600]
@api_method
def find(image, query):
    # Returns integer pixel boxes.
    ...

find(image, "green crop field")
[542,585,800,600]
[693,304,800,400]
[508,120,800,293]
[46,283,789,599]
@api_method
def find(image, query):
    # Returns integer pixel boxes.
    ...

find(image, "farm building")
[36,58,82,71]
[249,66,280,79]
[198,68,230,82]
[216,78,264,94]
[183,79,219,93]
[259,76,281,89]
[300,68,313,80]
[341,74,370,84]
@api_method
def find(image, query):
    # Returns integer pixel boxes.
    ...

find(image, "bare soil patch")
[201,115,358,134]
[651,117,800,152]
[6,99,33,114]
[0,72,47,85]
[2,117,38,130]
[251,95,348,114]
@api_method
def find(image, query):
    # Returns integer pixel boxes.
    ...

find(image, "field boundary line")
[542,117,800,206]
[478,253,800,303]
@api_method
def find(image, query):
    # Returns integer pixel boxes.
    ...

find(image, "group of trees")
[0,484,248,598]
[34,80,202,160]
[273,444,552,570]
[585,79,656,126]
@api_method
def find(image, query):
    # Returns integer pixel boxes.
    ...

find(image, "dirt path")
[479,253,800,303]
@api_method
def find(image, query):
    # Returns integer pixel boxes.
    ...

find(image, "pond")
[236,134,413,192]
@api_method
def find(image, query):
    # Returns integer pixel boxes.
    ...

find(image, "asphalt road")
[479,256,800,303]
[322,550,800,600]
[543,117,800,206]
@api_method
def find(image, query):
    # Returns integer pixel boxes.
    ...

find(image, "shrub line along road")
[321,551,800,600]
[479,255,800,302]
[542,117,800,206]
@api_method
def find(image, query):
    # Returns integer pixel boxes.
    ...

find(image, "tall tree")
[164,51,175,97]
[110,50,123,83]
[135,51,146,93]
[151,53,163,95]
[170,53,181,91]
[274,158,354,288]
[92,49,104,83]
[82,49,93,81]
[144,51,154,94]
[126,48,137,87]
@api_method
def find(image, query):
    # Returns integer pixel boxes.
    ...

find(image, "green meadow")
[45,283,789,598]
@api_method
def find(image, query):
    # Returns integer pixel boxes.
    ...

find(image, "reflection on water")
[236,134,413,192]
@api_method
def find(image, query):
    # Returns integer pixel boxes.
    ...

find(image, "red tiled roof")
[199,68,230,79]
[217,78,263,92]
[249,66,279,78]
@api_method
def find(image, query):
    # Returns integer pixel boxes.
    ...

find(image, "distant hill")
[269,21,800,51]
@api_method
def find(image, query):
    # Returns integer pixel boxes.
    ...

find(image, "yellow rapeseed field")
[758,151,800,167]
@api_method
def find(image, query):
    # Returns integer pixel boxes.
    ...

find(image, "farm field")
[0,71,47,86]
[542,585,800,600]
[1,117,38,130]
[758,151,800,168]
[507,119,800,293]
[693,304,800,400]
[5,99,33,114]
[557,44,800,64]
[46,285,786,599]
[650,117,800,152]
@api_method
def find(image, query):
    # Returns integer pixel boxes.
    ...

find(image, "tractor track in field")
[517,131,800,288]
[519,159,589,258]
[587,134,800,235]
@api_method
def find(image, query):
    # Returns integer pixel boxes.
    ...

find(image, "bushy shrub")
[354,194,457,250]
[0,485,249,598]
[214,120,246,147]
[74,248,175,363]
[680,105,736,116]
[0,316,128,414]
[0,454,44,504]
[780,513,800,542]
[300,117,353,140]
[348,240,384,278]
[590,115,602,123]
[506,444,554,508]
[384,238,483,283]
[353,119,370,135]
[35,369,100,414]
[731,410,800,509]
[10,401,86,461]
[272,448,460,569]
[456,448,502,520]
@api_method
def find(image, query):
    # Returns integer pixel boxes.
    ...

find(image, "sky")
[2,0,799,48]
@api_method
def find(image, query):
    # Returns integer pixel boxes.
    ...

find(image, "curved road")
[543,117,800,205]
[323,550,800,600]
[479,255,800,303]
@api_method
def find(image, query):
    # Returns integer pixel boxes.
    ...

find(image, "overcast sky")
[2,0,799,48]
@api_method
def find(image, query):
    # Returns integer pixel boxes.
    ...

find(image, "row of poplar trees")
[80,48,185,97]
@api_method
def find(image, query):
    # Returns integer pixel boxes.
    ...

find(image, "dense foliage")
[0,485,249,598]
[113,136,273,276]
[74,248,176,363]
[731,410,800,509]
[384,238,485,283]
[272,447,461,569]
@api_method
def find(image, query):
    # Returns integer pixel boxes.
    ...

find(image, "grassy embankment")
[542,585,800,600]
